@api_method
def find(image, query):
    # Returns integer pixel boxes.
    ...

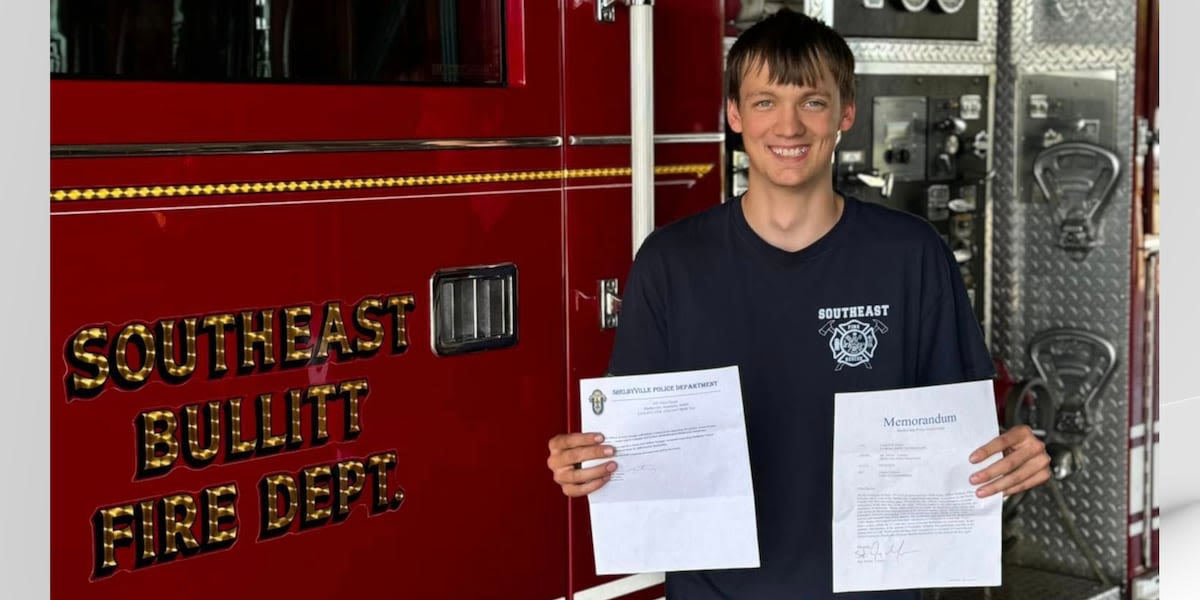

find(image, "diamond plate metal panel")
[804,0,997,65]
[922,565,1121,600]
[1031,0,1138,47]
[847,0,997,65]
[991,0,1137,584]
[1005,0,1137,67]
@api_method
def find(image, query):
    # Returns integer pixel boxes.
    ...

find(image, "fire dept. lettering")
[136,378,369,479]
[816,304,891,320]
[92,483,239,579]
[64,294,414,400]
[69,294,408,581]
[93,449,405,578]
[258,452,403,540]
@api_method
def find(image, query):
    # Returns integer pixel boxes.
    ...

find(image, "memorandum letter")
[832,379,1002,592]
[580,366,759,575]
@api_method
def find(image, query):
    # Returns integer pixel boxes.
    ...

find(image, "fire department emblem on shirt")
[819,318,889,371]
[589,389,607,415]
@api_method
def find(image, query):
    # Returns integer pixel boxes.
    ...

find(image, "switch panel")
[872,96,928,182]
[836,73,991,324]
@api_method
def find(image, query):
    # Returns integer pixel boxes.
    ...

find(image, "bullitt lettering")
[135,378,370,478]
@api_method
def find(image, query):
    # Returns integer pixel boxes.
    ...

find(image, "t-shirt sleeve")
[915,238,996,385]
[606,236,670,376]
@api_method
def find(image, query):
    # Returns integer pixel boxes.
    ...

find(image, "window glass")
[50,0,505,86]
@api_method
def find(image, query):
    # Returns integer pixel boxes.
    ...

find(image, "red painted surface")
[52,192,568,599]
[51,2,552,145]
[1126,0,1159,581]
[52,1,724,598]
[561,2,725,598]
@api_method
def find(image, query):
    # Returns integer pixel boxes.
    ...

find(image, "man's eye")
[805,100,828,109]
[754,100,773,108]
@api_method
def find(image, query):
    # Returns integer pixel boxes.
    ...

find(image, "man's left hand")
[968,425,1051,498]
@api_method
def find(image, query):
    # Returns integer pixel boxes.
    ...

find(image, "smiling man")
[546,10,1051,599]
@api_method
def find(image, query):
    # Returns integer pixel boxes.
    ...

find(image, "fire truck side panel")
[51,186,569,600]
[50,0,556,145]
[52,1,573,598]
[560,1,724,598]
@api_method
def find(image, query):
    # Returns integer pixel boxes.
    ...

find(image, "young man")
[547,10,1050,599]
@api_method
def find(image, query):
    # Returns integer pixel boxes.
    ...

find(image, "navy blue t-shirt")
[607,195,995,600]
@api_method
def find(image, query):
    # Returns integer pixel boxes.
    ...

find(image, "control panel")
[835,73,992,323]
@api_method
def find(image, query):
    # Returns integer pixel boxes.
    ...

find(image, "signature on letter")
[854,539,920,563]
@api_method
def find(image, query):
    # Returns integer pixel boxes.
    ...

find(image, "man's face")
[727,63,856,197]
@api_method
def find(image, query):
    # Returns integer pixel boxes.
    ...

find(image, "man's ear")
[726,98,744,134]
[839,101,857,133]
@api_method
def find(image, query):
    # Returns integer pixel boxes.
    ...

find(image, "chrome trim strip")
[569,133,725,146]
[51,136,564,159]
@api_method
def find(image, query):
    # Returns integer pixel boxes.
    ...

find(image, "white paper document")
[832,379,1002,592]
[580,365,759,575]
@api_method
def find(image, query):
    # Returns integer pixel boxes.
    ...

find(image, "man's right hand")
[547,432,617,497]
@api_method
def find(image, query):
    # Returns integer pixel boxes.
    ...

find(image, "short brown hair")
[726,9,856,106]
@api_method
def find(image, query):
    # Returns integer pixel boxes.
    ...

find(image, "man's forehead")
[740,62,837,95]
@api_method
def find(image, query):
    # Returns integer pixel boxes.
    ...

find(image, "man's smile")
[768,144,811,160]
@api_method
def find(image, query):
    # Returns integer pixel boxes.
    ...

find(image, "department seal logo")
[819,318,889,371]
[589,389,607,415]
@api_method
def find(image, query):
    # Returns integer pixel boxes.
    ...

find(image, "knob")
[944,134,961,155]
[936,153,954,173]
[939,117,968,134]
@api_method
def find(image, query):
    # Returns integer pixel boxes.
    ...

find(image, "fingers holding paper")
[547,432,617,497]
[967,425,1052,498]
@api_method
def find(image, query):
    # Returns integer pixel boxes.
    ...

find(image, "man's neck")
[741,183,844,253]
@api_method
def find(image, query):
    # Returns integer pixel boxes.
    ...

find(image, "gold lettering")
[386,295,415,352]
[339,379,368,437]
[261,474,298,535]
[288,389,304,446]
[159,495,200,556]
[354,298,384,354]
[367,452,398,510]
[315,302,352,360]
[226,398,256,458]
[138,410,178,477]
[256,393,287,451]
[239,310,276,369]
[303,466,333,523]
[203,484,238,546]
[114,323,156,384]
[306,384,336,442]
[69,327,109,396]
[336,460,366,517]
[137,501,156,562]
[202,314,235,374]
[183,401,221,464]
[94,505,135,572]
[283,306,312,363]
[159,318,198,379]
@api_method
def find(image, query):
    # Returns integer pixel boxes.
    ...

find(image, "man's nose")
[773,105,805,137]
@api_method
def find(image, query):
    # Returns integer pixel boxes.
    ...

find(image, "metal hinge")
[600,279,622,329]
[596,0,654,23]
[1136,117,1151,159]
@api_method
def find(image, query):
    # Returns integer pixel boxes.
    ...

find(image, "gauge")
[935,0,967,13]
[897,0,930,11]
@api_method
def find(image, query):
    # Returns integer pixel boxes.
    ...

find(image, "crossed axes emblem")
[819,318,889,371]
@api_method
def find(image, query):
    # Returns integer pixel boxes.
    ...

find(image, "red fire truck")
[51,1,723,598]
[50,1,1161,599]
